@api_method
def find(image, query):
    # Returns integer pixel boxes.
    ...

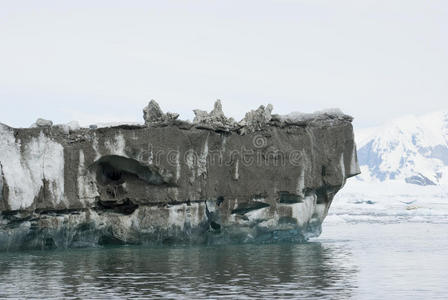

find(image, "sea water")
[0,219,447,299]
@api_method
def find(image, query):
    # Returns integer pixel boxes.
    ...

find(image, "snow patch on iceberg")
[77,150,99,205]
[280,108,351,123]
[57,121,81,134]
[105,133,126,157]
[0,124,65,210]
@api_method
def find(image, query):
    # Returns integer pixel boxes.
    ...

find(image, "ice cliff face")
[0,101,359,250]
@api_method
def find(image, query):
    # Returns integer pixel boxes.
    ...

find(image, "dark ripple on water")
[0,242,358,299]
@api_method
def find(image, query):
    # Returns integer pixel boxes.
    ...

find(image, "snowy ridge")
[356,111,448,185]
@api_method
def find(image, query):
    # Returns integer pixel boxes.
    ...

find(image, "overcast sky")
[0,0,447,129]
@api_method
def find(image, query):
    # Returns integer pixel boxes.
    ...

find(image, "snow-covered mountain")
[355,111,448,186]
[328,111,448,225]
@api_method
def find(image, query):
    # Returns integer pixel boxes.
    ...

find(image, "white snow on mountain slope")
[355,110,448,186]
[331,111,448,222]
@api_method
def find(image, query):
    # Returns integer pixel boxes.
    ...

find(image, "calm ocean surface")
[0,221,447,299]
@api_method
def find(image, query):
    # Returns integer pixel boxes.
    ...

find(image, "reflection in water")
[0,243,357,299]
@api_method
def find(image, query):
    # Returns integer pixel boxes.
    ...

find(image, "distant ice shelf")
[327,181,448,225]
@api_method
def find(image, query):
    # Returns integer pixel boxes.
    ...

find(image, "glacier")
[0,101,359,251]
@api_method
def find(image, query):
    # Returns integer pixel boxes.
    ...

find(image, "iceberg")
[0,101,359,250]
